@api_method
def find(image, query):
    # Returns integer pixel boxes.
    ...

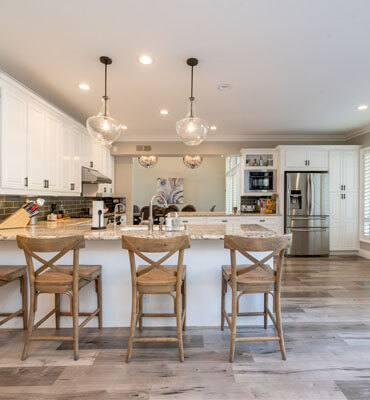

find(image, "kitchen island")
[0,220,281,328]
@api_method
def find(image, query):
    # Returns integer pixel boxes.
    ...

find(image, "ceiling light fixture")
[79,83,90,91]
[176,58,209,146]
[160,109,169,115]
[86,56,125,146]
[139,55,153,65]
[183,155,203,169]
[210,126,217,130]
[138,155,158,168]
[357,104,368,111]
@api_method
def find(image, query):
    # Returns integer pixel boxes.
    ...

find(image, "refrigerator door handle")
[307,174,312,215]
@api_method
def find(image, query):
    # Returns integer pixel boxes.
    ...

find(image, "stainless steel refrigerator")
[285,172,330,256]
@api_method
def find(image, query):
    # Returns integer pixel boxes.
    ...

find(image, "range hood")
[82,167,112,184]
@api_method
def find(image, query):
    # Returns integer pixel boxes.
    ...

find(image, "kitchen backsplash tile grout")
[0,195,95,221]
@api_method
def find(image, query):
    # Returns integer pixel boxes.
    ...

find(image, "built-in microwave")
[244,170,276,193]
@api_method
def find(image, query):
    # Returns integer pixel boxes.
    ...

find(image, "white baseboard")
[358,248,370,259]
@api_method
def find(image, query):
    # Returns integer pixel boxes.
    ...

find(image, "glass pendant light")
[86,56,125,146]
[176,58,209,146]
[183,155,203,169]
[138,155,158,168]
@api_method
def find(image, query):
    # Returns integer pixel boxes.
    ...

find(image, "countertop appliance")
[285,172,329,256]
[244,170,276,193]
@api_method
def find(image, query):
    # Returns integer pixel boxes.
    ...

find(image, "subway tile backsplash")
[0,195,94,221]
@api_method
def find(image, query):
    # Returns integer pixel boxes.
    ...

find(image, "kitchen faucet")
[148,194,168,231]
[113,203,125,229]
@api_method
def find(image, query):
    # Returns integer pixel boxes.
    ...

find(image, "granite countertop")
[0,219,281,241]
[178,212,282,217]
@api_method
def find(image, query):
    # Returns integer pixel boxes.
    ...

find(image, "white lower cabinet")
[179,217,206,225]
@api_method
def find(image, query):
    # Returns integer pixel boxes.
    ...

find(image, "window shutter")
[364,151,370,236]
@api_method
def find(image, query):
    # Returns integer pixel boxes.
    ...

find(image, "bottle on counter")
[58,202,64,219]
[252,158,258,166]
[259,156,264,166]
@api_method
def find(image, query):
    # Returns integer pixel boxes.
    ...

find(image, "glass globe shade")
[86,97,124,145]
[176,117,209,146]
[183,155,203,169]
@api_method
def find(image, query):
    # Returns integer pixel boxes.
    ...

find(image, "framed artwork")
[157,178,184,204]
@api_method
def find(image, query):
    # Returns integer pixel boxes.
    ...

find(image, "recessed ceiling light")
[121,125,128,130]
[210,126,217,130]
[357,104,368,111]
[79,83,90,91]
[218,83,232,91]
[138,55,153,65]
[160,109,169,115]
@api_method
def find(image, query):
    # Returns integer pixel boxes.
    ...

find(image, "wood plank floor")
[0,255,369,399]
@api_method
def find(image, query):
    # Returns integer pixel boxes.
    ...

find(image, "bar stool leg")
[139,294,143,332]
[275,291,286,360]
[96,275,103,329]
[55,294,60,329]
[22,289,35,360]
[72,290,79,361]
[126,289,137,363]
[176,290,184,362]
[182,278,186,331]
[264,293,268,329]
[21,274,28,330]
[221,275,226,331]
[229,278,237,363]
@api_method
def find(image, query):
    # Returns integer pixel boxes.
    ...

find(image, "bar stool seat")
[222,264,275,290]
[0,266,28,329]
[137,265,186,292]
[0,266,27,283]
[36,265,101,291]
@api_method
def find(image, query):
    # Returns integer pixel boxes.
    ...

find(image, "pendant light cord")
[104,63,108,116]
[190,65,194,118]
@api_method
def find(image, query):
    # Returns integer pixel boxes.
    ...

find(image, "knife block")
[0,208,30,229]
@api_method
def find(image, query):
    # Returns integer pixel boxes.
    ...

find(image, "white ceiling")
[1,0,370,142]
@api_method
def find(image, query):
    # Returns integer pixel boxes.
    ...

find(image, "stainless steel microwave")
[244,170,276,192]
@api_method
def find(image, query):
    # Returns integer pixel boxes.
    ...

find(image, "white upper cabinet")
[27,100,46,190]
[329,150,358,193]
[285,149,306,168]
[45,113,61,191]
[282,147,328,170]
[70,128,81,193]
[0,73,90,195]
[0,84,28,189]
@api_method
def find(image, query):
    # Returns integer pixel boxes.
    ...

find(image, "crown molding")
[343,125,370,140]
[118,132,347,143]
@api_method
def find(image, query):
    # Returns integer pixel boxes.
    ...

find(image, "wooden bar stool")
[16,235,103,361]
[0,266,28,328]
[221,234,292,362]
[122,234,190,363]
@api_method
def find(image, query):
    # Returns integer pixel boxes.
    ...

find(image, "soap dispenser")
[91,200,106,230]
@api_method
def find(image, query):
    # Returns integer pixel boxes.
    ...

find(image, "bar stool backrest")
[16,235,85,283]
[122,235,190,283]
[224,234,292,283]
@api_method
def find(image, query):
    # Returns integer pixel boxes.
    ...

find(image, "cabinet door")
[60,124,70,191]
[27,101,46,190]
[1,86,28,188]
[80,133,92,168]
[330,220,342,251]
[70,129,81,193]
[341,220,357,250]
[329,151,342,192]
[307,150,328,169]
[330,192,342,222]
[45,114,60,190]
[285,150,307,168]
[341,151,358,192]
[341,192,356,221]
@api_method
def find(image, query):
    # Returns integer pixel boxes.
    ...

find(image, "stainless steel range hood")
[82,167,112,184]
